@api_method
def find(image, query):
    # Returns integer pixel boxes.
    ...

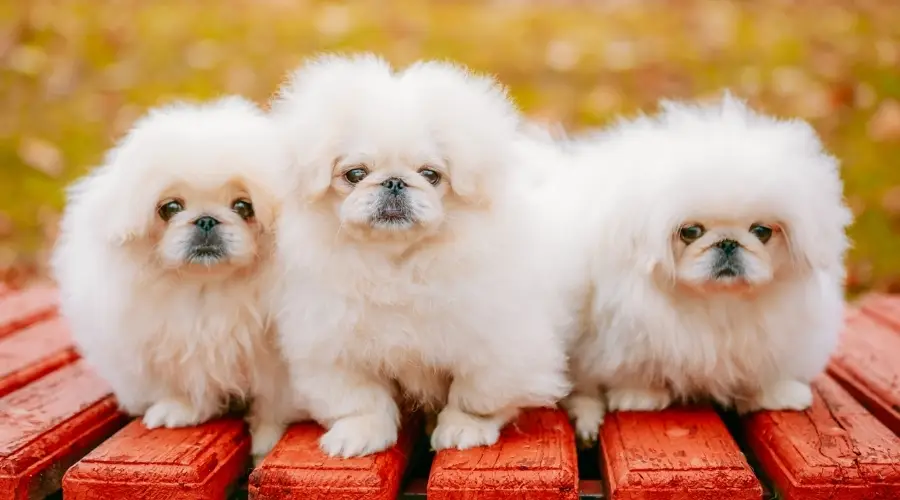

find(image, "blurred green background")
[1,0,899,293]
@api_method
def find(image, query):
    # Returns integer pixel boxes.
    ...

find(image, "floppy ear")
[270,53,393,202]
[400,60,521,206]
[285,141,337,202]
[67,149,157,246]
[640,227,678,285]
[784,208,852,275]
[776,120,854,274]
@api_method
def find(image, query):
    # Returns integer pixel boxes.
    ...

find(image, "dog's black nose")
[381,177,406,194]
[194,216,220,233]
[716,239,739,256]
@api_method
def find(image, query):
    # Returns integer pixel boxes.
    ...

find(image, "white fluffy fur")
[542,94,853,443]
[271,54,571,457]
[51,97,299,460]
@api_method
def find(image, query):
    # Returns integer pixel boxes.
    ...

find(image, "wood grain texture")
[858,294,900,333]
[828,307,900,435]
[743,375,900,499]
[63,417,250,499]
[427,409,579,500]
[0,360,128,500]
[0,286,58,339]
[600,407,761,500]
[249,416,420,500]
[0,317,77,397]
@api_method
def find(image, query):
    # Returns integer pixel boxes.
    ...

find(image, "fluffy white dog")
[271,54,571,457]
[52,97,297,459]
[553,94,853,443]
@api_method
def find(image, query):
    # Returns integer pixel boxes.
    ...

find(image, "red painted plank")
[427,409,579,500]
[0,360,128,500]
[858,294,900,333]
[0,317,77,397]
[828,307,900,435]
[0,286,58,339]
[600,407,761,500]
[744,375,900,499]
[63,417,250,499]
[249,416,420,500]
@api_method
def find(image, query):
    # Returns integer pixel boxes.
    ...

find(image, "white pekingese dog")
[271,54,571,457]
[51,97,298,459]
[552,94,853,443]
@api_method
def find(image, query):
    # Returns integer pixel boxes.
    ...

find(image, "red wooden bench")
[1,285,899,499]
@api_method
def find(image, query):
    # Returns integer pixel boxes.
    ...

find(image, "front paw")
[319,413,398,458]
[430,408,502,451]
[142,399,209,429]
[737,380,813,414]
[607,387,673,412]
[562,394,606,446]
[250,422,288,461]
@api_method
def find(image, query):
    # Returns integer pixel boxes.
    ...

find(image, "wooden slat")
[427,409,579,500]
[858,294,900,332]
[600,407,761,500]
[828,307,900,435]
[64,418,250,499]
[743,375,900,499]
[0,317,77,397]
[0,360,128,500]
[249,416,420,500]
[0,286,58,339]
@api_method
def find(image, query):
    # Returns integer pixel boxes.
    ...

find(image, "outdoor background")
[1,0,898,294]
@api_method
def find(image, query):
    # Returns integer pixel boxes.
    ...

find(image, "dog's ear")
[65,159,156,245]
[400,60,521,206]
[271,54,394,202]
[770,119,854,275]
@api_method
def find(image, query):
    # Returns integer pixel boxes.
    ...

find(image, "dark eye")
[750,223,773,243]
[679,224,705,244]
[344,167,368,184]
[232,199,254,220]
[419,168,441,186]
[157,200,184,222]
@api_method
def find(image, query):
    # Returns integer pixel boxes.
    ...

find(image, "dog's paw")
[607,387,672,412]
[430,408,501,451]
[142,399,206,429]
[562,394,605,446]
[319,414,398,458]
[738,380,813,414]
[250,422,287,460]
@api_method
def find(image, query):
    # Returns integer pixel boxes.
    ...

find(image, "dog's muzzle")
[186,215,227,263]
[371,177,413,226]
[710,239,744,279]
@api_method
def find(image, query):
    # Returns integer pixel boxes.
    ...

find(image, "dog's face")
[672,219,790,291]
[86,97,285,277]
[151,180,265,270]
[272,55,521,248]
[604,94,853,296]
[329,153,450,239]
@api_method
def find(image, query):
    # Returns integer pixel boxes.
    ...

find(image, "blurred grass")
[1,0,899,292]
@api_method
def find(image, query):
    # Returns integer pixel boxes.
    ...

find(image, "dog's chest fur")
[585,287,797,404]
[126,279,271,400]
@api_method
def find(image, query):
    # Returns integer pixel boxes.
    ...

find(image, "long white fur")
[271,54,571,457]
[51,97,299,460]
[543,94,853,442]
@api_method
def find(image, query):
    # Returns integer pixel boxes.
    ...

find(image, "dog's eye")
[419,168,441,186]
[232,199,254,220]
[157,200,184,222]
[344,168,368,185]
[679,224,705,244]
[750,223,773,243]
